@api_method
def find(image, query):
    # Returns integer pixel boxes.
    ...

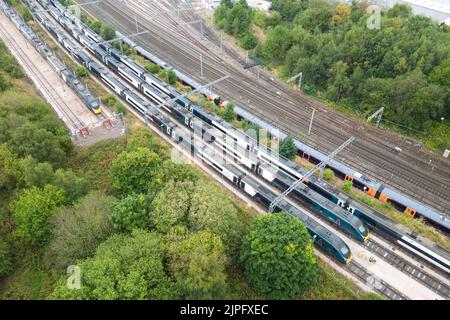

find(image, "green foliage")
[220,0,450,135]
[101,24,116,41]
[0,92,72,167]
[113,100,127,115]
[0,144,24,192]
[214,0,254,37]
[46,192,113,268]
[0,236,13,278]
[166,229,229,299]
[19,5,32,22]
[239,32,258,50]
[51,229,178,299]
[75,66,88,78]
[0,72,10,91]
[22,157,54,188]
[109,148,164,195]
[279,136,297,159]
[52,168,88,204]
[188,182,242,255]
[21,157,87,204]
[342,181,352,193]
[0,41,22,78]
[222,101,235,122]
[165,69,177,85]
[150,180,193,233]
[145,62,160,74]
[240,212,318,299]
[322,168,335,182]
[111,193,151,233]
[11,185,65,246]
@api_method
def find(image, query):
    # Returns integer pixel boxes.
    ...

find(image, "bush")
[75,66,88,78]
[101,24,116,41]
[322,168,335,182]
[145,62,160,74]
[47,192,114,267]
[19,5,32,22]
[113,101,127,115]
[342,181,352,193]
[166,69,177,85]
[279,137,297,159]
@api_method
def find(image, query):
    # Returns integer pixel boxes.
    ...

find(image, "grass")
[299,260,381,300]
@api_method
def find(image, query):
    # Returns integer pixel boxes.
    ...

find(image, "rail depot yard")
[0,0,448,303]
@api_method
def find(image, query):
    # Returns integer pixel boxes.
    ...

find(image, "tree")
[430,58,450,87]
[47,192,114,268]
[240,32,258,50]
[222,101,235,122]
[111,193,151,233]
[166,230,229,299]
[11,185,65,246]
[0,144,24,192]
[101,24,116,41]
[261,25,292,63]
[53,169,88,204]
[0,236,13,278]
[326,61,351,102]
[21,157,54,188]
[9,123,71,167]
[279,137,297,159]
[240,212,318,299]
[188,182,242,254]
[332,3,351,26]
[109,148,164,195]
[51,230,178,299]
[150,180,193,233]
[166,69,177,85]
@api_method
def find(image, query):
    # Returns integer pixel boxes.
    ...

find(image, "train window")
[341,246,349,256]
[358,224,367,234]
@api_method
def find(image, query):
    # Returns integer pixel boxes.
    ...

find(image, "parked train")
[112,0,450,232]
[1,0,102,114]
[30,0,186,142]
[213,134,369,242]
[38,0,448,272]
[181,138,353,265]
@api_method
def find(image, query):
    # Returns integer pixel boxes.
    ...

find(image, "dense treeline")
[215,0,450,136]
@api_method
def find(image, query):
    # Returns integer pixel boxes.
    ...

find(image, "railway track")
[78,0,450,218]
[36,1,449,299]
[363,239,450,298]
[347,261,408,300]
[0,13,85,133]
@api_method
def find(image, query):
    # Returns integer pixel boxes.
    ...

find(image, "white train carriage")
[118,65,143,90]
[100,72,127,96]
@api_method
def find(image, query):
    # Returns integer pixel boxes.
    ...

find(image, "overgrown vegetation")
[214,0,450,153]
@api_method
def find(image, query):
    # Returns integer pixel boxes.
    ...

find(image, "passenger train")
[1,0,102,114]
[33,0,449,273]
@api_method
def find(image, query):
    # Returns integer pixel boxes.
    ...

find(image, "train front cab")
[308,230,352,264]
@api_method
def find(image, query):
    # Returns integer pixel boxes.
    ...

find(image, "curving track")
[77,0,450,216]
